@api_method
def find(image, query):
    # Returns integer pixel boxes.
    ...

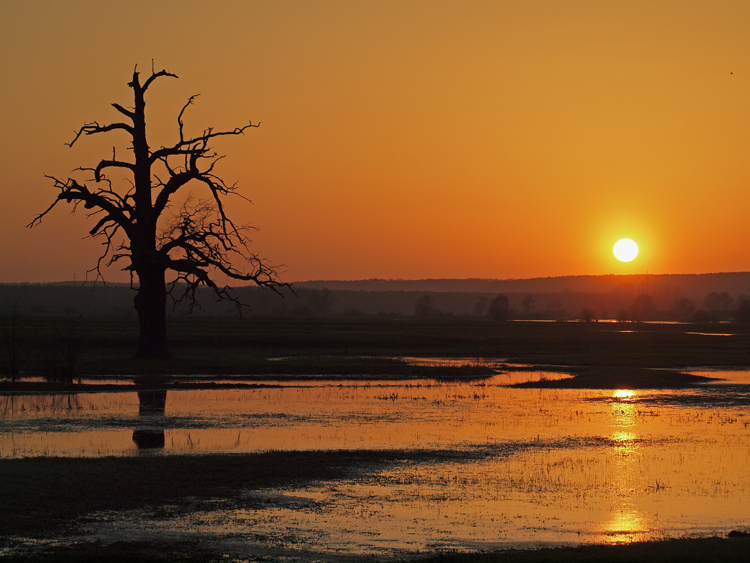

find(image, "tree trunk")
[133,266,169,359]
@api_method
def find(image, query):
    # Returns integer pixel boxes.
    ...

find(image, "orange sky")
[2,1,750,283]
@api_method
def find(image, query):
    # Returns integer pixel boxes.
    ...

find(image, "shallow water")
[2,374,750,558]
[688,369,750,385]
[10,376,135,386]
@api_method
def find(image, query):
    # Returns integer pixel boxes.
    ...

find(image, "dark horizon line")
[295,271,750,284]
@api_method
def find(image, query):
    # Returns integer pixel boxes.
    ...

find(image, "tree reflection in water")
[132,389,167,451]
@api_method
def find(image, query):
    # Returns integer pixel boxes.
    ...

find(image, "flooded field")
[2,371,750,559]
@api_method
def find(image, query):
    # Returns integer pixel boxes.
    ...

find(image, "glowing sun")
[613,238,638,262]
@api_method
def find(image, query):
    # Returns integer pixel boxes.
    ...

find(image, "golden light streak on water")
[613,389,636,401]
[602,510,649,544]
[602,388,645,544]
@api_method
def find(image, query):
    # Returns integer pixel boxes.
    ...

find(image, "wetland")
[2,316,750,561]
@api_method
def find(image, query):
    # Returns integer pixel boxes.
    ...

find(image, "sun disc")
[613,239,638,262]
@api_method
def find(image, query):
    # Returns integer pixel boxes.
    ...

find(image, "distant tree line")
[6,285,750,378]
[413,290,750,324]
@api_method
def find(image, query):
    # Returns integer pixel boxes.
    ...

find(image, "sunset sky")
[2,1,750,284]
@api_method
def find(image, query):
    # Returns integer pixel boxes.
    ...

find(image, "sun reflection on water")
[613,389,636,401]
[602,509,649,543]
[603,388,645,544]
[611,389,637,444]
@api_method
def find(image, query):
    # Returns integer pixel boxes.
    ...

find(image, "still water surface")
[2,372,750,557]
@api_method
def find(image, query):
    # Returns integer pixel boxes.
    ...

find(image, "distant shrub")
[487,294,510,321]
[736,296,750,324]
[415,295,437,317]
[578,308,597,323]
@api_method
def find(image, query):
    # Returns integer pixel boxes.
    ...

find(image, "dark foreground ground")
[3,539,750,562]
[2,316,750,561]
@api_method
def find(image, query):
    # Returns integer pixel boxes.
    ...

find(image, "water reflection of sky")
[688,369,750,385]
[2,378,750,557]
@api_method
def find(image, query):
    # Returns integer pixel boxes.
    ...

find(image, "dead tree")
[29,66,285,359]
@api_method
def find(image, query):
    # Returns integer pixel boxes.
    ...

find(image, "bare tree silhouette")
[520,294,535,316]
[29,66,286,358]
[307,288,336,316]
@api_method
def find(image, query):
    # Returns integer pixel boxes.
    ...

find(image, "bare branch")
[67,121,133,148]
[141,68,178,92]
[95,158,135,181]
[157,197,289,311]
[111,103,134,119]
[150,121,260,164]
[29,176,133,236]
[177,94,199,143]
